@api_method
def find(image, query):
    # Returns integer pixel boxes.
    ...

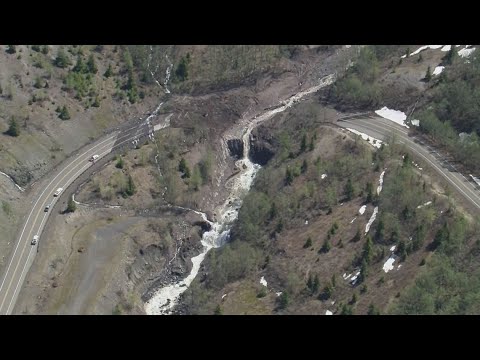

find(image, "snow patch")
[459,47,475,58]
[222,294,227,299]
[397,264,402,270]
[276,292,282,297]
[433,66,445,76]
[383,257,396,273]
[305,220,309,225]
[0,171,25,192]
[321,174,327,179]
[377,170,386,195]
[350,217,357,223]
[375,107,408,128]
[441,45,451,52]
[326,310,333,315]
[359,205,366,215]
[390,245,396,252]
[260,276,267,287]
[417,201,432,209]
[411,119,420,127]
[470,174,480,187]
[410,45,443,56]
[346,128,384,148]
[365,206,379,234]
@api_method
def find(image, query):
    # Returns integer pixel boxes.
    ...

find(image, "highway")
[337,116,480,211]
[0,111,158,315]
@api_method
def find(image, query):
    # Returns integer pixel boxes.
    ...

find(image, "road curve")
[337,116,480,211]
[0,113,157,315]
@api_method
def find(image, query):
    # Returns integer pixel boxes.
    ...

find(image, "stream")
[144,74,336,315]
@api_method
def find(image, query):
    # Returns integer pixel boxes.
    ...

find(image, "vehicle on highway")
[44,205,50,212]
[31,235,39,245]
[53,187,63,197]
[89,154,99,162]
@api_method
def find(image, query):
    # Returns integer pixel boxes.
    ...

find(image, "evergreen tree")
[41,45,49,55]
[320,238,331,253]
[367,303,380,315]
[54,48,71,68]
[87,54,98,74]
[125,174,136,196]
[312,275,320,294]
[115,156,124,169]
[301,159,308,174]
[104,64,113,78]
[363,235,373,264]
[353,227,361,242]
[214,305,223,315]
[58,105,71,120]
[425,66,432,82]
[307,274,314,292]
[34,76,43,89]
[66,196,76,213]
[92,96,100,108]
[285,167,294,185]
[73,55,86,73]
[303,237,313,248]
[345,178,354,201]
[445,45,457,65]
[278,292,289,309]
[300,134,307,153]
[309,137,315,151]
[6,45,16,54]
[5,116,20,137]
[366,182,373,203]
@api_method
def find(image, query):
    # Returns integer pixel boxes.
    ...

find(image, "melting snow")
[350,217,357,223]
[417,201,432,209]
[390,245,396,252]
[321,174,327,179]
[222,294,227,299]
[260,276,267,287]
[383,257,396,273]
[375,107,408,128]
[346,128,384,148]
[459,47,476,58]
[411,119,420,127]
[365,206,379,234]
[377,170,386,195]
[326,310,333,315]
[441,45,451,52]
[359,205,366,215]
[433,66,445,76]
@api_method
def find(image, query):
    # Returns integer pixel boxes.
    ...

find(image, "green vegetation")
[124,174,136,197]
[331,46,381,108]
[6,45,16,54]
[104,64,113,78]
[5,116,20,137]
[115,156,124,169]
[56,105,71,120]
[303,237,312,248]
[1,201,13,218]
[54,48,71,68]
[178,158,190,178]
[66,196,76,213]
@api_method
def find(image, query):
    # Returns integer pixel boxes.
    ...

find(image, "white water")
[145,74,336,315]
[0,171,25,192]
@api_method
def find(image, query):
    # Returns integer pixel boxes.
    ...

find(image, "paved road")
[337,116,480,211]
[0,112,158,315]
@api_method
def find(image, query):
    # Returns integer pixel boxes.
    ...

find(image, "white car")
[89,154,99,162]
[44,205,50,212]
[54,187,63,197]
[31,235,39,245]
